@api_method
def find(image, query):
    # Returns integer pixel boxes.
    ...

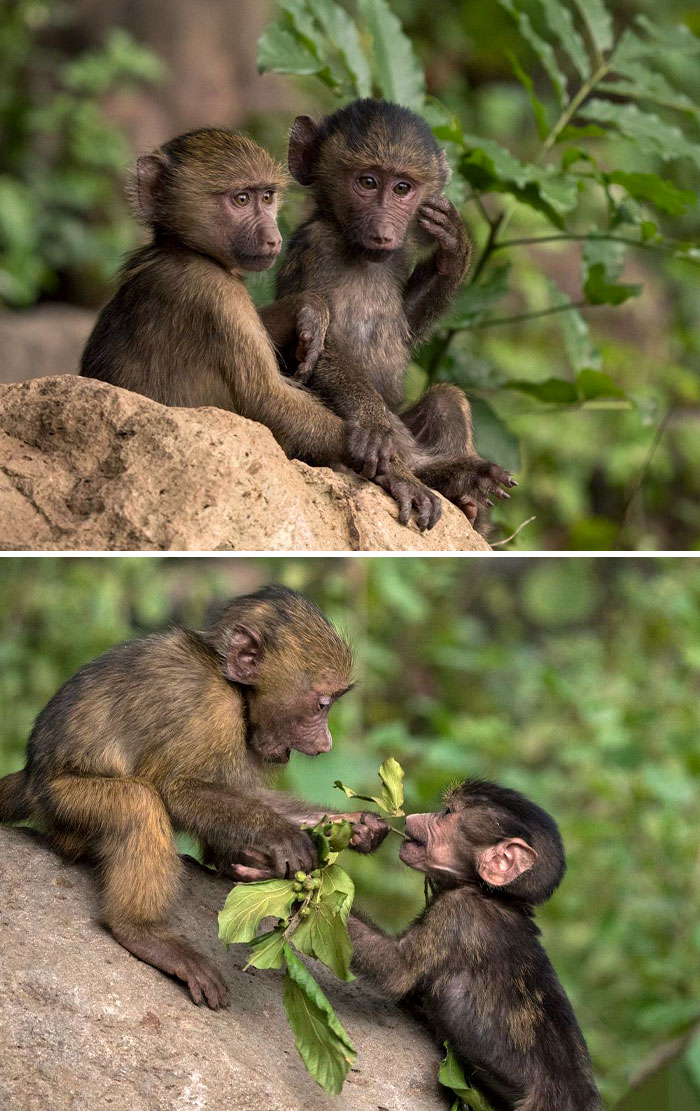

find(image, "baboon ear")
[477,838,537,887]
[289,115,320,185]
[226,625,263,685]
[437,148,451,188]
[136,152,167,220]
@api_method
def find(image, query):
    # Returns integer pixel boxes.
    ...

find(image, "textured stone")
[0,375,490,551]
[0,828,446,1111]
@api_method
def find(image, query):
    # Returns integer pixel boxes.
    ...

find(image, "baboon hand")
[347,417,400,479]
[294,295,330,382]
[440,456,518,525]
[376,464,442,532]
[418,194,470,278]
[347,812,391,853]
[268,828,318,877]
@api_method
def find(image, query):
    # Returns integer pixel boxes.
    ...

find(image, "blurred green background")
[1,555,699,1107]
[2,0,700,550]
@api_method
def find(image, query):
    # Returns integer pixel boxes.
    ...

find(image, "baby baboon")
[80,127,439,529]
[348,780,601,1111]
[0,586,388,1008]
[275,99,516,528]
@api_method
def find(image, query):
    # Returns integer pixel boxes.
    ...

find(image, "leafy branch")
[218,758,406,1096]
[257,0,700,475]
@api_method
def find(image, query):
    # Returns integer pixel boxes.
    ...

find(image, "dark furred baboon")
[0,587,388,1008]
[348,780,601,1111]
[275,99,517,528]
[80,127,440,530]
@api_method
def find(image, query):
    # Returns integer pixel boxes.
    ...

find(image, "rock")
[0,827,446,1111]
[0,306,93,384]
[0,376,490,551]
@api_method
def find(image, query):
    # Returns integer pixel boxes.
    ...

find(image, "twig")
[472,301,589,330]
[491,516,536,547]
[617,405,675,536]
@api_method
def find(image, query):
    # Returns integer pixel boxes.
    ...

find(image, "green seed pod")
[294,871,307,882]
[292,882,304,893]
[299,906,312,918]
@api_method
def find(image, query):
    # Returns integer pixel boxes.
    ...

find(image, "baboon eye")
[358,175,378,190]
[233,192,250,207]
[394,181,412,196]
[317,695,332,713]
[262,190,275,205]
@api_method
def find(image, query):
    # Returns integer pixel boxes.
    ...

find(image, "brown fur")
[0,587,390,1008]
[276,99,517,531]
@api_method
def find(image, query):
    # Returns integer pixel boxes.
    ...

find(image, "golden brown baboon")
[275,99,517,530]
[0,586,388,1008]
[80,127,440,530]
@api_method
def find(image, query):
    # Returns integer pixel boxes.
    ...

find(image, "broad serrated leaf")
[582,237,641,305]
[505,377,578,403]
[358,0,425,109]
[257,23,339,86]
[606,171,696,217]
[325,818,354,852]
[282,945,356,1095]
[634,16,700,56]
[218,879,296,945]
[547,280,601,372]
[570,0,614,57]
[459,137,578,225]
[497,0,567,106]
[423,96,465,145]
[535,0,590,80]
[439,1043,496,1111]
[304,0,373,97]
[319,863,355,923]
[576,368,624,399]
[378,756,405,815]
[245,928,287,969]
[447,262,511,329]
[601,54,700,118]
[578,100,700,170]
[507,50,549,139]
[471,398,521,475]
[291,894,355,980]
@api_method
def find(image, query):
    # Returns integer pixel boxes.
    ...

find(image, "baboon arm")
[348,911,425,1000]
[161,777,292,850]
[403,256,464,343]
[255,787,350,825]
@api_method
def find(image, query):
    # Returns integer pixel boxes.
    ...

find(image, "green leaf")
[304,0,373,97]
[570,0,614,57]
[584,261,641,305]
[447,263,511,329]
[358,0,425,109]
[606,171,697,217]
[507,50,549,139]
[470,398,521,475]
[576,368,624,400]
[378,756,405,815]
[459,137,578,225]
[439,1043,495,1111]
[333,780,383,808]
[535,0,591,80]
[577,100,700,170]
[318,863,355,924]
[218,879,296,945]
[547,280,601,372]
[257,23,336,82]
[423,96,465,145]
[582,237,642,306]
[633,16,700,56]
[291,892,355,981]
[505,377,578,403]
[326,818,354,852]
[282,945,356,1095]
[497,0,567,106]
[245,928,287,970]
[561,147,594,171]
[601,52,700,118]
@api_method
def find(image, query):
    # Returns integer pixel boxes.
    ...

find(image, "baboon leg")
[47,774,229,1009]
[402,383,475,458]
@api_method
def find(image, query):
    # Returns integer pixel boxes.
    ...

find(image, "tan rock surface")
[0,827,446,1111]
[0,376,490,551]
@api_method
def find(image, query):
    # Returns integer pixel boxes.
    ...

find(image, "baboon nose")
[267,232,282,252]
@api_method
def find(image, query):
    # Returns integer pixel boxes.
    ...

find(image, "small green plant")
[218,758,405,1095]
[257,0,700,478]
[0,0,164,307]
[439,1042,496,1111]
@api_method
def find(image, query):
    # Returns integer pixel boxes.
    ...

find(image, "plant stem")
[493,233,700,264]
[473,300,590,329]
[387,824,409,840]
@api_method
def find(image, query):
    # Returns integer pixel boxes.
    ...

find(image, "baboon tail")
[0,770,31,823]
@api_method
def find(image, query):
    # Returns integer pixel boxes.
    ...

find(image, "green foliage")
[439,1043,495,1111]
[218,813,360,1093]
[0,0,163,307]
[257,0,700,549]
[334,755,406,815]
